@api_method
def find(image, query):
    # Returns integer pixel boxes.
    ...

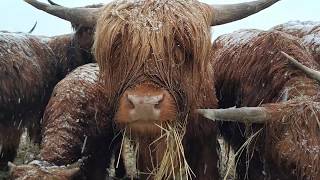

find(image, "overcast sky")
[1,0,319,39]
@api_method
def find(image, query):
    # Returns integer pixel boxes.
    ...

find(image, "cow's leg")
[26,118,42,145]
[0,124,23,170]
[78,132,126,180]
[79,136,112,180]
[184,120,219,180]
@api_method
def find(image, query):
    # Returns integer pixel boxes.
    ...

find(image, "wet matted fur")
[0,32,57,169]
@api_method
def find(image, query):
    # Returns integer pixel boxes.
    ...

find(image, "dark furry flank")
[271,21,320,65]
[93,0,218,179]
[0,32,57,168]
[0,32,57,121]
[212,29,320,179]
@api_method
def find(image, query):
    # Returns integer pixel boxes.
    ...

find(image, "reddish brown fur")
[40,63,116,179]
[263,98,320,180]
[212,29,320,179]
[93,0,218,179]
[271,21,320,65]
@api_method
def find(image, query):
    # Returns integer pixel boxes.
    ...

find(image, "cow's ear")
[8,162,17,171]
[62,167,81,178]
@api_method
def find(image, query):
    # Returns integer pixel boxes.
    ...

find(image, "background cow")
[0,20,95,169]
[202,29,320,179]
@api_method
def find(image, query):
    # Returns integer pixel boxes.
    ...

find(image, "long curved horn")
[210,0,280,26]
[28,21,37,33]
[197,107,269,123]
[47,0,60,6]
[281,51,320,82]
[24,0,101,27]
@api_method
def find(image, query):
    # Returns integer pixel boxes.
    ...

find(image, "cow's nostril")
[154,94,164,109]
[127,94,135,109]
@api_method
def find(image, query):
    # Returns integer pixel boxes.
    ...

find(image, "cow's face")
[93,0,215,137]
[73,26,94,51]
[115,81,177,136]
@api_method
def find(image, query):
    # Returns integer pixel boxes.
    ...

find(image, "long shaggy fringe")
[93,0,215,115]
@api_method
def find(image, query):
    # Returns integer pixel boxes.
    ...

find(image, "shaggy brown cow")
[199,29,320,179]
[271,21,320,64]
[0,24,94,169]
[25,0,280,179]
[9,63,126,179]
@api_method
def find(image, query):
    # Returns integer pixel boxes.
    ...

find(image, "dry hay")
[118,119,194,180]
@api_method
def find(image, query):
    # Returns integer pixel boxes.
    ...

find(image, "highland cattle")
[24,0,280,179]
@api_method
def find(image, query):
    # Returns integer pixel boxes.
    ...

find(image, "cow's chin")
[116,120,171,137]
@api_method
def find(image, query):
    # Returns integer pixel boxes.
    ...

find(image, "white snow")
[216,29,261,49]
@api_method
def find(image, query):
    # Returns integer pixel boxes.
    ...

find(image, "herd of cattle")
[1,0,319,179]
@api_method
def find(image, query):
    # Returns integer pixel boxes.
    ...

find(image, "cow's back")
[0,32,57,119]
